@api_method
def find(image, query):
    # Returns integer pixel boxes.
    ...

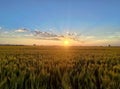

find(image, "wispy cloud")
[33,30,57,37]
[15,28,29,33]
[0,27,97,43]
[32,30,83,41]
[0,27,2,30]
[24,34,34,37]
[0,26,120,45]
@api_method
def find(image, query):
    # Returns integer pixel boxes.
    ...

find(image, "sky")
[0,0,120,46]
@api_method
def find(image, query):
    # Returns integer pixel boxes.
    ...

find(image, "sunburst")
[64,40,70,46]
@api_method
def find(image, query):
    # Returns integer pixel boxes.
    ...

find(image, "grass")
[0,46,120,89]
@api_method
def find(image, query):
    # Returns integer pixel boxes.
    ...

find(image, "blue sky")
[0,0,120,45]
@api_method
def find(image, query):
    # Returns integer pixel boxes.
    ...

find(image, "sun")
[64,40,70,46]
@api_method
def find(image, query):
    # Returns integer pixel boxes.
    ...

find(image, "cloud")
[0,27,95,43]
[32,30,83,42]
[85,36,95,39]
[64,32,82,41]
[24,34,34,37]
[36,37,61,41]
[0,27,83,42]
[106,31,120,39]
[33,30,57,37]
[33,30,64,41]
[0,27,2,30]
[15,28,29,33]
[3,31,9,34]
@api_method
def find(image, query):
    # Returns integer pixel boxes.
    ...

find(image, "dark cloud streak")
[32,30,82,42]
[0,27,83,42]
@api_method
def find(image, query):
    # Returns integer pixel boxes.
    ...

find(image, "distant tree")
[108,44,111,47]
[33,44,36,46]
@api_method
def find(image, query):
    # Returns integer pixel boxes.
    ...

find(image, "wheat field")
[0,46,120,89]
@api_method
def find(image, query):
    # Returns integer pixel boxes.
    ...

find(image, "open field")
[0,46,120,89]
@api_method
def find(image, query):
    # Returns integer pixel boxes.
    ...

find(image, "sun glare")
[64,40,70,46]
